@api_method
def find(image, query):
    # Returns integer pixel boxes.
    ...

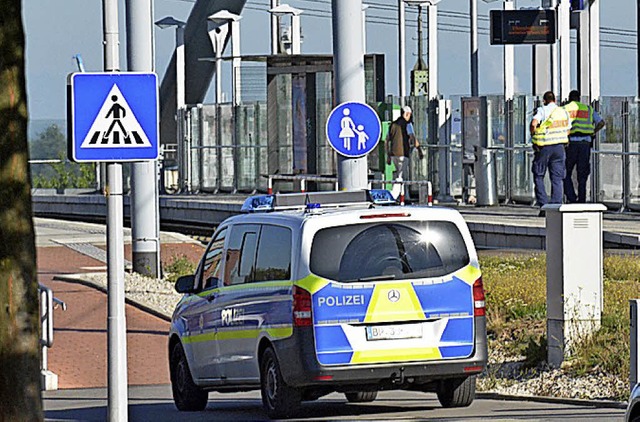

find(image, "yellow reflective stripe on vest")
[533,107,570,146]
[566,102,595,135]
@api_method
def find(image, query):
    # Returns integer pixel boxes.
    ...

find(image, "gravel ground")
[77,271,627,403]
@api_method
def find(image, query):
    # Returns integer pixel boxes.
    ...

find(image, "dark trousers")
[532,143,566,206]
[564,141,591,203]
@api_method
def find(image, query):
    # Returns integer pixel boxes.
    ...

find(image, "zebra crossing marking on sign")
[69,72,158,162]
[80,84,152,149]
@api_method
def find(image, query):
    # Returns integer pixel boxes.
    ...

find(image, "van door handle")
[207,294,217,302]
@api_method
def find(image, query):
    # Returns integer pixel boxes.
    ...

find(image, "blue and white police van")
[168,190,487,419]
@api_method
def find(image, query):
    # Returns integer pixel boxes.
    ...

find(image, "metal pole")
[504,0,515,204]
[291,14,301,55]
[176,27,185,109]
[558,0,571,102]
[577,8,590,97]
[399,0,406,102]
[332,0,368,190]
[127,0,159,278]
[631,300,640,390]
[428,3,437,102]
[175,26,190,194]
[362,5,368,54]
[590,0,600,101]
[504,1,515,101]
[470,0,478,96]
[103,1,128,420]
[271,0,279,55]
[231,19,242,105]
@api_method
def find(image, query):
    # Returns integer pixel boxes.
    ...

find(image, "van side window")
[254,225,292,282]
[201,227,227,290]
[224,225,259,286]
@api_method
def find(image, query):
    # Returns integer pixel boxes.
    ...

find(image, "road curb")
[53,274,172,322]
[477,392,627,409]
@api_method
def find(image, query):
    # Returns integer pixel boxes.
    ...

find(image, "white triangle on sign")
[80,84,152,149]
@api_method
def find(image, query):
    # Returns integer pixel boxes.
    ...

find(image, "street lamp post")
[269,4,303,55]
[208,10,242,106]
[155,17,188,192]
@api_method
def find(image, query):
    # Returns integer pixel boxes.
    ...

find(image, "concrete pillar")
[543,203,606,367]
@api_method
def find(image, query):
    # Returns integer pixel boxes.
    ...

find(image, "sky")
[23,0,639,121]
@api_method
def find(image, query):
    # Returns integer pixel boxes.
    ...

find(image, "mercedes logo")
[387,289,401,303]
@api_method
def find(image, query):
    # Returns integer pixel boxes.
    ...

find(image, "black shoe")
[538,210,546,217]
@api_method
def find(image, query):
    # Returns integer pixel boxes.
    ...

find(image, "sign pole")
[102,0,128,421]
[332,0,368,190]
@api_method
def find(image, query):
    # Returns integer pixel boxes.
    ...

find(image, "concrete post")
[332,0,368,190]
[291,14,301,55]
[208,22,229,104]
[127,0,160,278]
[543,203,606,368]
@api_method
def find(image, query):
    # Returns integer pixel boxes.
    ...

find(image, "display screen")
[490,9,557,45]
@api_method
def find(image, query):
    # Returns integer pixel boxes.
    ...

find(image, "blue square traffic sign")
[69,72,159,162]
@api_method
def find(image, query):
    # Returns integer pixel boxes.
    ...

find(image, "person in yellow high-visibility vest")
[563,90,605,203]
[530,91,571,215]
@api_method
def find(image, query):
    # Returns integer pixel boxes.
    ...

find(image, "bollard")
[267,176,273,195]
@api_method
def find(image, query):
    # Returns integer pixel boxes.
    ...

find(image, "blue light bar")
[367,189,397,205]
[241,195,275,213]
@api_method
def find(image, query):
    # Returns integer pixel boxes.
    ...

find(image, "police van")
[168,190,487,419]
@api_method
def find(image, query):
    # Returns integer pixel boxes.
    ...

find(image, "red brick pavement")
[37,242,204,389]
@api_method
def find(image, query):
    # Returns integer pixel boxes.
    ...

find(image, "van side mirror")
[175,274,197,294]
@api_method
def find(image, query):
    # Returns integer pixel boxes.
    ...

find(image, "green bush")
[162,254,196,284]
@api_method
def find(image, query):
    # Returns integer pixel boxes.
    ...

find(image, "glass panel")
[597,97,625,205]
[510,95,536,203]
[316,72,335,176]
[487,95,506,197]
[407,96,430,195]
[236,104,258,192]
[628,99,640,207]
[254,225,292,282]
[256,102,269,191]
[219,104,236,191]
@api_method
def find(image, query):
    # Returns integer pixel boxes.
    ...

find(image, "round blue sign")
[325,101,382,158]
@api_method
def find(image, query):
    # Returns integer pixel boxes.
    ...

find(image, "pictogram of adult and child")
[338,108,370,151]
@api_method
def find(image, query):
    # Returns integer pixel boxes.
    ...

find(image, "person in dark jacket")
[386,105,413,183]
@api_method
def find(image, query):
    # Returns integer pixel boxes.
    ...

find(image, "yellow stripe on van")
[295,274,331,294]
[453,265,482,285]
[351,347,442,363]
[364,282,426,323]
[182,326,292,344]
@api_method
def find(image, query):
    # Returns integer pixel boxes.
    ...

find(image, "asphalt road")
[44,385,625,421]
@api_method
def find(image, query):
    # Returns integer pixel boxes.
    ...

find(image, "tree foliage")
[0,1,43,420]
[29,124,96,190]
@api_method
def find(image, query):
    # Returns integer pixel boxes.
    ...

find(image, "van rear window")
[310,221,470,282]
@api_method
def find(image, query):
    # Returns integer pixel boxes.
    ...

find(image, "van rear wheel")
[170,343,208,411]
[260,347,301,419]
[345,391,378,403]
[436,376,475,408]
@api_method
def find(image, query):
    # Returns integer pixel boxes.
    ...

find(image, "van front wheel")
[436,376,475,408]
[260,347,301,419]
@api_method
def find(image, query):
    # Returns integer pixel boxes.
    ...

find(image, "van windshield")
[310,221,470,282]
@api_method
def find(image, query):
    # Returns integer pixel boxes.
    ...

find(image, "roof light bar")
[241,190,398,213]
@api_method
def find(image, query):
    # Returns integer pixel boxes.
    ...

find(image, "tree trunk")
[0,1,43,421]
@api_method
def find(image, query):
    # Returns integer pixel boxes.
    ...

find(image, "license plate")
[365,324,423,341]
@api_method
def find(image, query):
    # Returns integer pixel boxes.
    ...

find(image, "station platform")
[32,192,640,250]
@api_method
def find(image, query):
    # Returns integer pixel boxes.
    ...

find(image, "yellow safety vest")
[532,106,570,146]
[564,101,596,135]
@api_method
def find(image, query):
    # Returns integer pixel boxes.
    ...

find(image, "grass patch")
[480,252,640,383]
[162,254,197,284]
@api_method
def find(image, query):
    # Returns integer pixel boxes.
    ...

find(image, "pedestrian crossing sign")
[69,72,159,162]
